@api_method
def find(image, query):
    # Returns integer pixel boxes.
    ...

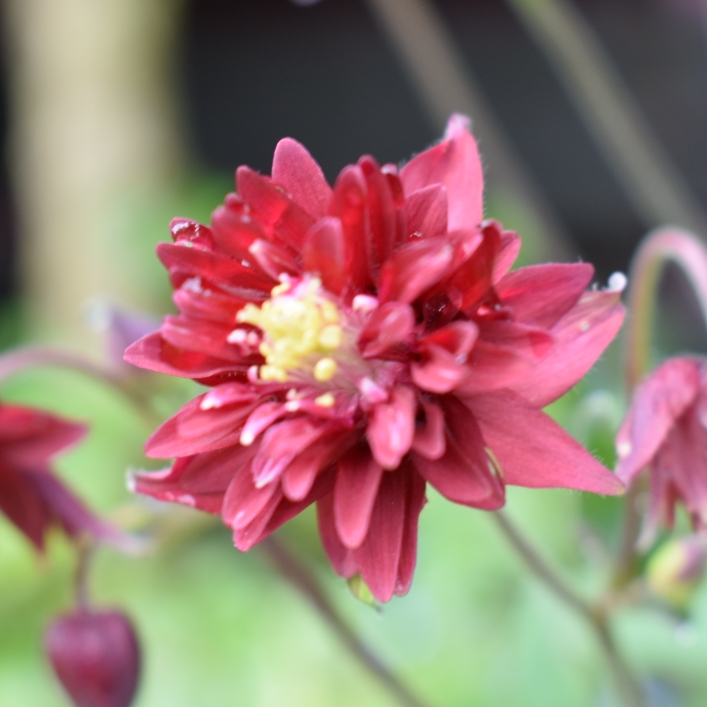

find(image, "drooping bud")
[45,609,140,707]
[647,534,707,609]
[84,300,158,375]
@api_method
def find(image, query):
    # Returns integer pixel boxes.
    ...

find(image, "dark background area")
[178,0,707,277]
[0,0,705,296]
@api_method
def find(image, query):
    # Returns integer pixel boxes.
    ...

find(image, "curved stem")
[625,228,707,389]
[260,536,434,707]
[493,511,644,707]
[0,346,161,427]
[593,617,645,707]
[614,228,707,586]
[494,510,594,619]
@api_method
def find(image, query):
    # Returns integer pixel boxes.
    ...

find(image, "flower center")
[237,276,345,384]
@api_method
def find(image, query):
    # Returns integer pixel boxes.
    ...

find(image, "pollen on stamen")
[260,365,288,382]
[319,324,343,350]
[314,357,337,382]
[271,281,291,296]
[314,393,335,407]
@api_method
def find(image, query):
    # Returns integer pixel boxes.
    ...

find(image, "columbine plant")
[10,121,707,707]
[125,114,625,602]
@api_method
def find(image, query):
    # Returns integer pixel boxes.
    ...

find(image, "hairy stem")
[261,536,434,707]
[493,511,644,707]
[0,346,161,427]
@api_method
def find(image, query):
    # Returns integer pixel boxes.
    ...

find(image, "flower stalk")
[615,228,707,587]
[73,539,94,610]
[493,511,645,707]
[260,536,434,707]
[0,345,161,427]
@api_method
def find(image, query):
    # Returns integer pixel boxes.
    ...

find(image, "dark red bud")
[44,609,140,707]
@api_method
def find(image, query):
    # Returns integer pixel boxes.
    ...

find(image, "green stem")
[73,539,94,610]
[261,536,434,707]
[613,228,707,586]
[0,345,161,427]
[493,511,644,707]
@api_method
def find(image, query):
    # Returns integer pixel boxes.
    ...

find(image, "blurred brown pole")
[2,0,186,350]
[363,0,574,262]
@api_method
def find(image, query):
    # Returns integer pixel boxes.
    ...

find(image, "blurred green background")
[1,1,707,706]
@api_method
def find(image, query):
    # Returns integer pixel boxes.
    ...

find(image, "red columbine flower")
[0,403,115,550]
[126,115,624,601]
[616,357,707,542]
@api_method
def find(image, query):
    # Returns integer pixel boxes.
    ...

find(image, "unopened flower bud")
[45,609,140,707]
[647,534,707,609]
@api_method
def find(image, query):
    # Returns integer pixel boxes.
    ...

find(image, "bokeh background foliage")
[1,1,707,706]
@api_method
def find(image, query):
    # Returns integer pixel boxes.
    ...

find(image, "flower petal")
[327,165,371,294]
[495,262,594,328]
[302,217,347,295]
[492,227,520,283]
[510,289,625,407]
[0,463,118,550]
[251,418,326,487]
[211,201,269,263]
[236,166,315,250]
[378,239,454,305]
[334,446,384,549]
[469,391,624,494]
[411,399,446,460]
[317,491,357,578]
[360,302,415,358]
[223,461,280,530]
[458,322,554,394]
[240,402,290,447]
[412,321,478,393]
[234,468,336,551]
[351,467,407,602]
[395,462,427,597]
[173,281,245,325]
[400,113,483,231]
[656,413,707,526]
[157,242,275,294]
[0,407,86,466]
[445,224,499,312]
[281,429,353,501]
[367,387,416,470]
[412,396,504,508]
[272,137,332,221]
[145,398,257,459]
[248,239,301,281]
[124,332,240,379]
[404,185,448,240]
[615,358,701,485]
[359,156,400,275]
[160,315,251,364]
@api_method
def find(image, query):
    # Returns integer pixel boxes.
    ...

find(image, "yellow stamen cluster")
[237,278,344,383]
